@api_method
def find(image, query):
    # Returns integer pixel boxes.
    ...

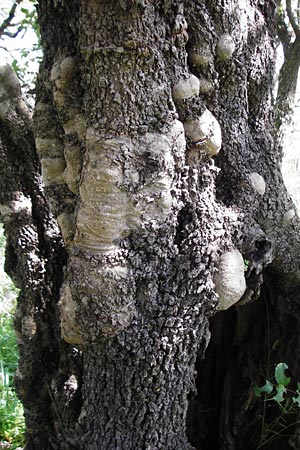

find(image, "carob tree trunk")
[1,1,300,449]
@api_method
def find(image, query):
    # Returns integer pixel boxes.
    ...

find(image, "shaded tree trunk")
[1,1,300,449]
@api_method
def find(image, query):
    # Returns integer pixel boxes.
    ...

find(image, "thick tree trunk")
[1,1,300,449]
[0,65,81,449]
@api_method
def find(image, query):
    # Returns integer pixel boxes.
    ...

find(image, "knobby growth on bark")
[1,1,300,449]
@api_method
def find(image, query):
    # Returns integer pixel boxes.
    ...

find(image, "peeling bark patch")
[75,132,134,253]
[248,172,266,196]
[216,34,236,61]
[214,249,246,310]
[60,282,86,345]
[184,109,222,157]
[283,208,296,224]
[172,75,200,101]
[61,120,186,341]
[0,192,32,222]
[57,212,75,246]
[75,120,185,253]
[60,255,136,342]
[188,43,214,67]
[34,54,85,220]
[41,157,66,186]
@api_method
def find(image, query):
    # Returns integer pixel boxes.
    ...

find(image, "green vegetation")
[0,2,40,445]
[254,363,300,449]
[0,0,42,89]
[0,225,24,449]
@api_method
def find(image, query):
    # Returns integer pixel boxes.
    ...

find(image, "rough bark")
[1,1,300,450]
[0,65,82,449]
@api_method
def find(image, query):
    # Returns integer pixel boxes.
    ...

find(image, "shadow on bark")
[187,279,300,450]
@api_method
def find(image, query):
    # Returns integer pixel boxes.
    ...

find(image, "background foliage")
[0,225,24,449]
[0,0,41,89]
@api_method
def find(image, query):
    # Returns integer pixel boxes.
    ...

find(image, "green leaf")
[273,384,286,403]
[275,363,291,387]
[293,391,300,407]
[254,380,274,397]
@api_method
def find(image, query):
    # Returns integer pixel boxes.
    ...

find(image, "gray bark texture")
[1,1,300,449]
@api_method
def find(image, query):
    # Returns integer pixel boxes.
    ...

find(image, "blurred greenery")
[0,0,42,89]
[0,225,24,449]
[0,2,40,443]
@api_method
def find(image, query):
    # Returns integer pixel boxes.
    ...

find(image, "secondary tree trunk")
[1,1,300,449]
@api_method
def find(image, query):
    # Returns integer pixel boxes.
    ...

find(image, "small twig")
[46,381,69,442]
[0,0,23,38]
[257,418,300,448]
[2,28,22,38]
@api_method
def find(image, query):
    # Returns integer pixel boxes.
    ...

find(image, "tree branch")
[276,7,292,56]
[0,0,23,38]
[2,28,22,38]
[286,0,300,37]
[275,36,300,150]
